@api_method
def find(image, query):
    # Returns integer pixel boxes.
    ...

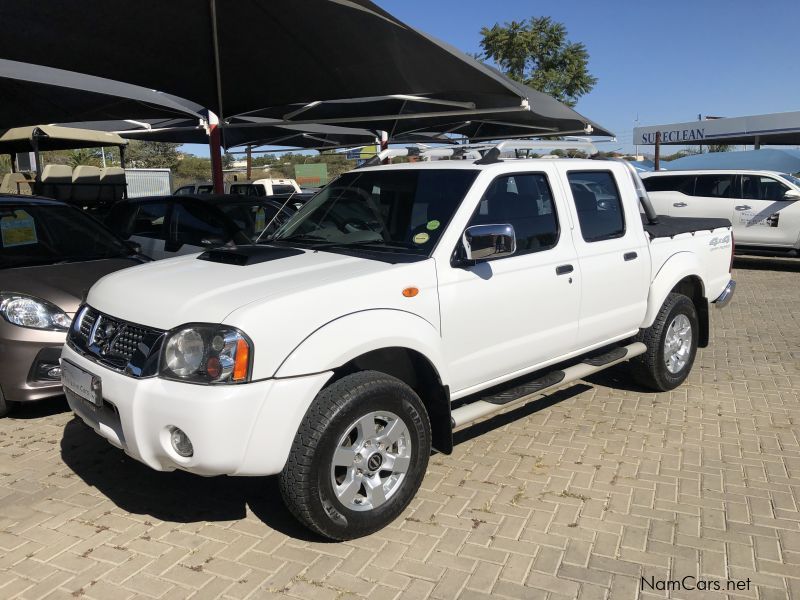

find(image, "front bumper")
[0,325,66,403]
[713,279,736,308]
[61,345,332,476]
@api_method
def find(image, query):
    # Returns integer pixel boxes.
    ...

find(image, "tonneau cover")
[642,215,731,239]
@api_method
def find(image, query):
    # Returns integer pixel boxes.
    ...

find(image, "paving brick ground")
[1,257,799,600]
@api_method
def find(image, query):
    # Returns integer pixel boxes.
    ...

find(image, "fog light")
[169,427,194,457]
[47,366,62,379]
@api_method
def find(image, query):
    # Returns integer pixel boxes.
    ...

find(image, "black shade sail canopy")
[231,82,614,142]
[0,60,205,130]
[59,119,382,150]
[0,0,528,123]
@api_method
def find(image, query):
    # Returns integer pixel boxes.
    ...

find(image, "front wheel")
[279,371,431,540]
[630,292,699,391]
[0,389,17,418]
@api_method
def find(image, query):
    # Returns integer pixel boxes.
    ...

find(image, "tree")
[222,152,235,169]
[174,155,212,182]
[707,144,732,153]
[478,16,597,107]
[67,148,102,168]
[125,140,181,169]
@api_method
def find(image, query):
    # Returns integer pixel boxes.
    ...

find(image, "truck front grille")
[68,305,165,378]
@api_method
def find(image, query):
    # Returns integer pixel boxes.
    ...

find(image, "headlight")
[160,324,252,384]
[0,293,71,331]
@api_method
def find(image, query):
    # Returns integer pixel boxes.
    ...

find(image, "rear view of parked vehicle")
[0,196,146,417]
[104,195,251,260]
[642,170,800,256]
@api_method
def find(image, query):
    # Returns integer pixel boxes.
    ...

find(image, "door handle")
[556,264,574,275]
[624,252,638,261]
[735,205,751,211]
[673,202,687,208]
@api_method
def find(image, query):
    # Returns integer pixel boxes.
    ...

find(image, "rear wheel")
[279,371,431,540]
[630,293,699,391]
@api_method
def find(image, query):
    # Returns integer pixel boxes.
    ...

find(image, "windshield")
[1,204,128,269]
[270,169,478,255]
[780,173,800,187]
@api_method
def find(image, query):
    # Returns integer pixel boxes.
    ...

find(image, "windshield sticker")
[413,232,430,244]
[426,219,441,231]
[1,210,38,247]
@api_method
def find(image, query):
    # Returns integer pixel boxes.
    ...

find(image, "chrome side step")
[451,341,647,430]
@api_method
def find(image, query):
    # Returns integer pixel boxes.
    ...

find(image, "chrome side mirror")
[783,189,800,201]
[462,224,516,262]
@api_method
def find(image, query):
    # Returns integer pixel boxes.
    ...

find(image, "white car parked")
[61,155,735,539]
[642,170,800,256]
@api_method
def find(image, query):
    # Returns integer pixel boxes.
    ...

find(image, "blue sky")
[187,0,799,156]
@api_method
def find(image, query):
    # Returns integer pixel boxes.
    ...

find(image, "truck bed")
[642,215,731,239]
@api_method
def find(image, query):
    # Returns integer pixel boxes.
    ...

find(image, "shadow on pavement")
[453,383,592,447]
[10,395,71,420]
[60,418,328,542]
[734,256,800,273]
[583,363,656,394]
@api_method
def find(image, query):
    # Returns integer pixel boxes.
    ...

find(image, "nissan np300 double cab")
[62,152,735,539]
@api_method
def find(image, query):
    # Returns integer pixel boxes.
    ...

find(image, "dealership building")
[633,110,800,148]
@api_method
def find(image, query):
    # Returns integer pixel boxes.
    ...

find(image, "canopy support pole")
[379,130,389,164]
[31,133,42,184]
[246,145,252,179]
[754,136,761,150]
[210,122,224,193]
[654,131,661,171]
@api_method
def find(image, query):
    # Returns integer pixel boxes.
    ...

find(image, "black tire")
[630,293,699,391]
[279,371,431,540]
[0,388,16,418]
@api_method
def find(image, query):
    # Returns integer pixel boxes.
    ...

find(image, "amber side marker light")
[402,287,419,298]
[233,338,250,381]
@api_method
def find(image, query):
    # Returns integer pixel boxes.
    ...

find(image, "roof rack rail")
[473,139,600,164]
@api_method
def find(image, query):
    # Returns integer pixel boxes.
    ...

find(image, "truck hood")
[86,248,401,330]
[0,258,141,315]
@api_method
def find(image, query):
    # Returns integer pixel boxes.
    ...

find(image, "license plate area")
[61,359,102,407]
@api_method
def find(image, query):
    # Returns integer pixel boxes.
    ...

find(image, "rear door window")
[567,171,625,242]
[694,175,735,198]
[172,202,231,246]
[642,175,695,194]
[130,202,169,240]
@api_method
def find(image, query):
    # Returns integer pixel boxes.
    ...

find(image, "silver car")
[0,196,146,416]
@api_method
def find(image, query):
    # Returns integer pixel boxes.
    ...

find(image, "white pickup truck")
[61,155,735,539]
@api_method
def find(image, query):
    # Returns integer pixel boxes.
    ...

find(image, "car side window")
[468,173,559,255]
[642,175,695,194]
[741,175,789,201]
[694,175,735,198]
[567,171,625,242]
[172,202,230,246]
[130,202,168,240]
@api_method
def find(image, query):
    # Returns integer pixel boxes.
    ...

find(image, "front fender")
[643,252,706,328]
[274,309,449,384]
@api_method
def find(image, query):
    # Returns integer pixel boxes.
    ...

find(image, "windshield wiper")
[268,233,330,245]
[330,240,418,251]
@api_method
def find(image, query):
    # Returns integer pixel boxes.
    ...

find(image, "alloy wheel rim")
[664,314,692,374]
[330,410,412,511]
